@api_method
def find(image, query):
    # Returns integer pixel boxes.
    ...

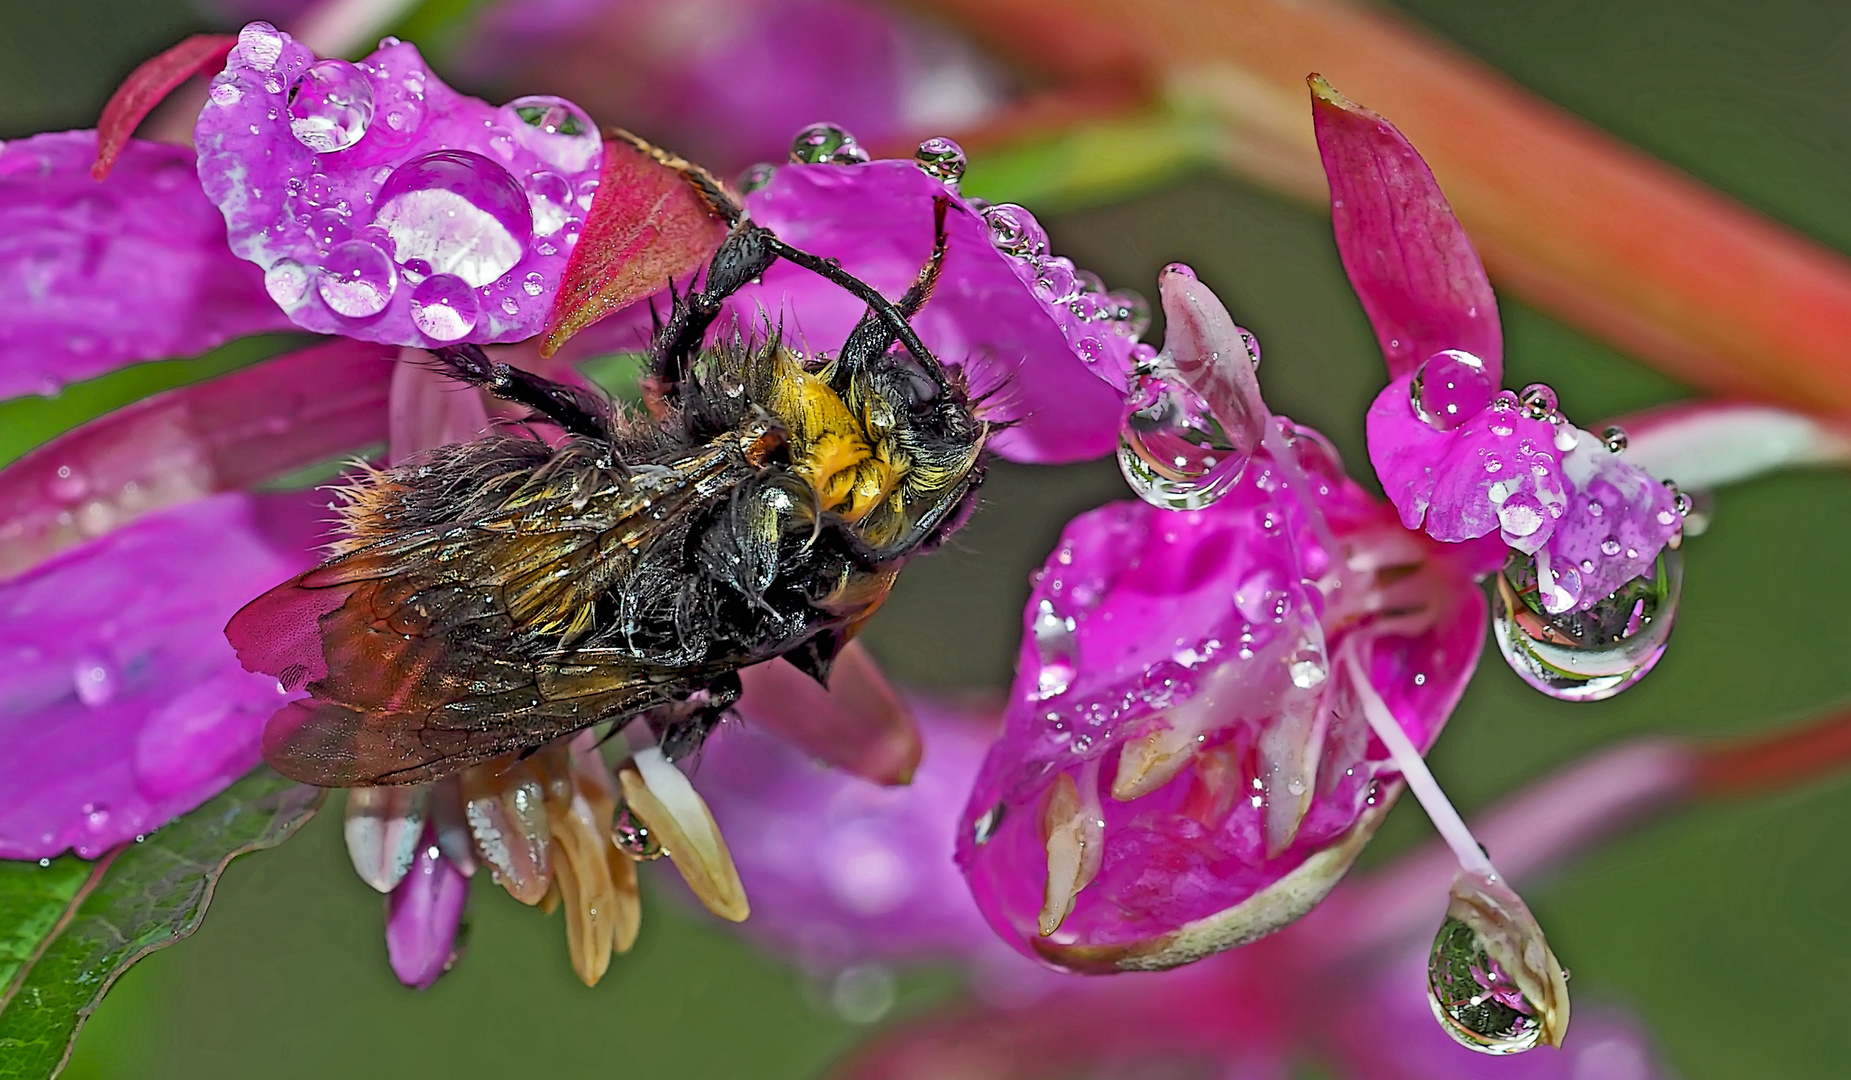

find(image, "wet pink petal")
[0,131,291,399]
[0,492,326,858]
[1311,76,1501,384]
[194,22,603,347]
[385,822,469,989]
[1538,428,1681,606]
[0,338,395,579]
[729,160,1140,463]
[733,642,922,786]
[697,698,1024,973]
[957,476,1484,969]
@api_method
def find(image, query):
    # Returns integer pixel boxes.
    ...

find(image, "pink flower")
[0,21,1141,989]
[1312,76,1687,701]
[956,266,1504,983]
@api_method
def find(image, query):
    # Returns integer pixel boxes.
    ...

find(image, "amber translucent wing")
[227,450,738,785]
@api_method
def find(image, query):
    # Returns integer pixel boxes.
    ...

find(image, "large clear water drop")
[373,150,533,288]
[1117,364,1250,510]
[1427,915,1544,1055]
[1492,548,1681,701]
[501,95,600,172]
[1410,349,1495,431]
[287,59,374,152]
[913,136,966,185]
[409,273,480,341]
[317,239,396,318]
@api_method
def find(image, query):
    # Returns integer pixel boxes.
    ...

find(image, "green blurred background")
[3,0,1850,1076]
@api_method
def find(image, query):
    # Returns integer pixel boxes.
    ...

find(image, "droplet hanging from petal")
[1427,870,1570,1055]
[1492,549,1681,701]
[1117,363,1252,510]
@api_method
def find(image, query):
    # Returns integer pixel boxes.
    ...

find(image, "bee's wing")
[227,449,739,786]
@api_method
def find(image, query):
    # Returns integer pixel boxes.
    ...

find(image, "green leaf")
[0,769,323,1080]
[960,108,1218,214]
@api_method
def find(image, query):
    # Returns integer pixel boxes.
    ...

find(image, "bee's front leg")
[647,224,778,400]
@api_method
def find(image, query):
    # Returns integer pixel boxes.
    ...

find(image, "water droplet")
[972,801,1005,845]
[1428,915,1544,1054]
[500,296,519,315]
[1493,549,1681,701]
[409,274,480,341]
[1496,491,1546,539]
[72,655,117,707]
[287,59,374,152]
[317,240,396,318]
[264,258,311,308]
[521,270,545,296]
[612,802,664,859]
[912,136,966,184]
[238,22,284,71]
[1410,349,1495,430]
[1601,425,1628,453]
[500,95,600,172]
[981,203,1047,259]
[373,150,532,288]
[1519,383,1557,420]
[1600,537,1621,557]
[525,170,573,236]
[1105,288,1151,337]
[737,162,776,194]
[1286,640,1329,689]
[1030,598,1078,700]
[208,80,242,107]
[1117,364,1250,510]
[789,122,867,164]
[1162,262,1196,279]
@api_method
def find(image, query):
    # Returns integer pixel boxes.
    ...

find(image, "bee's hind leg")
[427,343,610,441]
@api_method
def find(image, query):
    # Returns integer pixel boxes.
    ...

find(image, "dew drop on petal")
[317,240,397,318]
[409,273,480,341]
[72,655,118,707]
[1427,915,1544,1054]
[972,801,1006,846]
[611,801,664,860]
[912,136,966,184]
[264,258,311,308]
[1410,349,1496,430]
[501,95,600,172]
[1117,364,1249,510]
[287,59,374,153]
[981,203,1048,259]
[1519,382,1558,420]
[789,122,865,164]
[238,22,284,71]
[521,271,545,297]
[526,170,573,237]
[1493,549,1681,701]
[373,150,532,288]
[1030,597,1079,700]
[1601,425,1629,453]
[737,163,776,194]
[1496,491,1546,540]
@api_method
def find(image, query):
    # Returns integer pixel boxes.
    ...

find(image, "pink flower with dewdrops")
[0,20,1148,991]
[1310,76,1689,703]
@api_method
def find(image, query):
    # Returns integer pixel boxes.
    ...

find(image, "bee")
[227,139,987,786]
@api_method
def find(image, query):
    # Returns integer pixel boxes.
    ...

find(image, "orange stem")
[910,0,1851,416]
[1696,705,1851,798]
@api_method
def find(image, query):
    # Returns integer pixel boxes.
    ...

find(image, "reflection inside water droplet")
[317,240,396,318]
[409,273,480,341]
[1117,364,1250,510]
[288,59,374,152]
[913,136,966,184]
[1428,915,1543,1055]
[501,95,600,172]
[1492,548,1680,701]
[373,150,532,288]
[1031,598,1078,700]
[612,801,664,859]
[789,122,867,164]
[737,163,776,194]
[1410,349,1495,431]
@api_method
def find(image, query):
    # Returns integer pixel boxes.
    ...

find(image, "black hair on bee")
[227,135,988,786]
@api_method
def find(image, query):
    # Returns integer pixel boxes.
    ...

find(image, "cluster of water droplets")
[1406,349,1690,701]
[215,25,602,343]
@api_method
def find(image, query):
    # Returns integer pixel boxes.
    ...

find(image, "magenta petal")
[733,643,921,786]
[730,161,1134,463]
[1366,374,1451,531]
[194,23,603,347]
[0,338,394,579]
[1311,77,1501,383]
[0,492,325,858]
[698,698,1015,970]
[385,823,469,989]
[1539,428,1681,607]
[0,131,291,398]
[958,449,1485,969]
